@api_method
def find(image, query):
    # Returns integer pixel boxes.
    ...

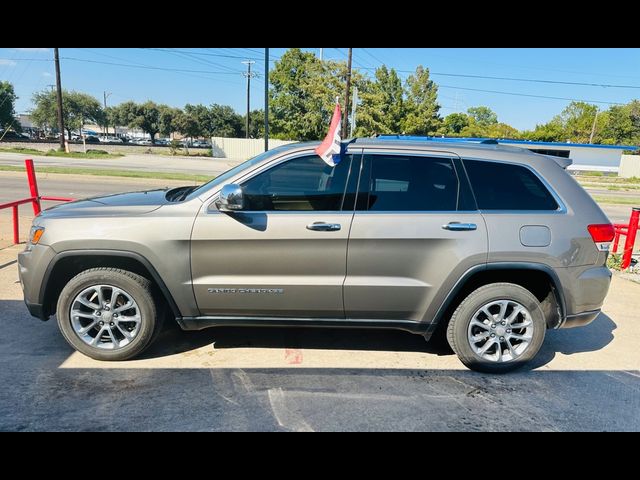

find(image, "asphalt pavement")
[0,241,639,431]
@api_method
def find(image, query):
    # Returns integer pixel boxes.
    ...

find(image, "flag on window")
[315,102,342,166]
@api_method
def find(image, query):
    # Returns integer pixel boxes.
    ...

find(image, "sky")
[2,48,640,131]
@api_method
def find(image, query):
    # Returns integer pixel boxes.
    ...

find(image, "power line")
[437,84,625,105]
[143,48,263,61]
[59,56,242,75]
[356,65,640,90]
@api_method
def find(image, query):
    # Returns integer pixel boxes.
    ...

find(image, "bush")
[169,140,182,156]
[86,149,109,155]
[607,253,623,271]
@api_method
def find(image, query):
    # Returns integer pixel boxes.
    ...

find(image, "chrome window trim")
[461,156,568,215]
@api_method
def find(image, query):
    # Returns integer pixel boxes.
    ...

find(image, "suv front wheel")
[56,268,161,361]
[447,283,546,373]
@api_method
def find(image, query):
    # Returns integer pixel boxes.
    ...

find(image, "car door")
[344,151,488,323]
[191,150,360,318]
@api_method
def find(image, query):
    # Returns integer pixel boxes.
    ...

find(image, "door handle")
[307,222,341,232]
[442,222,477,231]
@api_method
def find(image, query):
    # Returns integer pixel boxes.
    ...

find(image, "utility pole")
[103,91,112,137]
[242,60,256,139]
[341,48,353,138]
[589,108,600,144]
[264,48,269,151]
[350,86,358,137]
[54,48,66,151]
[319,48,323,61]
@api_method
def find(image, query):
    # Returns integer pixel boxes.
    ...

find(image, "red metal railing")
[612,207,640,270]
[0,159,74,244]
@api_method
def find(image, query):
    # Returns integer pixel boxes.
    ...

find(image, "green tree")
[246,109,265,138]
[269,48,330,140]
[522,121,565,142]
[555,101,598,143]
[441,112,469,135]
[208,104,243,137]
[599,100,640,145]
[0,81,18,130]
[485,122,520,139]
[269,48,364,140]
[159,106,182,138]
[402,65,441,135]
[31,89,103,140]
[112,100,162,144]
[467,106,498,127]
[356,66,404,135]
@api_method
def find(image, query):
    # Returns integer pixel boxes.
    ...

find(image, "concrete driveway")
[0,243,638,431]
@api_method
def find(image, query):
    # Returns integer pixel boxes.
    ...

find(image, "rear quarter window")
[463,159,559,211]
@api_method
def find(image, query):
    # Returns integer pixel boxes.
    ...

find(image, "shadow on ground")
[1,300,637,431]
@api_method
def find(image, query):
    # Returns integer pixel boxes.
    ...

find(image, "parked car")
[191,140,210,148]
[18,138,614,372]
[0,130,30,140]
[84,135,100,144]
[100,136,123,143]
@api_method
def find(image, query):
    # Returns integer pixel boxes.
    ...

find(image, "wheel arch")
[430,262,566,336]
[40,250,181,320]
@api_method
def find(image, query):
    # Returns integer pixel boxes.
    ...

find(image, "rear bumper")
[561,309,601,329]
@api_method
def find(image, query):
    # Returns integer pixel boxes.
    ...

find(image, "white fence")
[620,155,640,178]
[211,137,295,160]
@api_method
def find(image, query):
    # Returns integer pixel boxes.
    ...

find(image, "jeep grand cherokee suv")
[18,137,614,372]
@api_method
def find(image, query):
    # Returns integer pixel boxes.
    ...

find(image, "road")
[0,151,242,176]
[0,241,639,431]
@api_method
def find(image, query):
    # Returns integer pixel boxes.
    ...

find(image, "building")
[378,136,638,174]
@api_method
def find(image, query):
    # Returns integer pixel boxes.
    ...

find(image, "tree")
[112,100,162,143]
[270,48,330,140]
[208,104,243,137]
[31,89,103,140]
[599,100,640,145]
[441,113,469,135]
[246,109,265,138]
[467,106,498,127]
[402,65,441,135]
[0,81,18,130]
[269,48,364,140]
[356,66,404,135]
[159,106,182,138]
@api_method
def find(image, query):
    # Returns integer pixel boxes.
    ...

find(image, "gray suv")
[18,137,614,372]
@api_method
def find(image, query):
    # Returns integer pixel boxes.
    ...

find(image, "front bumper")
[17,244,56,321]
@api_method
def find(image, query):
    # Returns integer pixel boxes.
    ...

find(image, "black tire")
[446,283,546,373]
[56,268,159,361]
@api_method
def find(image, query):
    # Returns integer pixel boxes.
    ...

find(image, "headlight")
[29,226,45,245]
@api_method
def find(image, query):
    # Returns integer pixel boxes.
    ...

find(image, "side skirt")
[176,316,431,337]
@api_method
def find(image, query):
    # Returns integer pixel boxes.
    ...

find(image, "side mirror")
[216,184,244,212]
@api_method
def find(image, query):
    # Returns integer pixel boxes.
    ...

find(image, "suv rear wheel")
[56,268,160,361]
[447,283,546,373]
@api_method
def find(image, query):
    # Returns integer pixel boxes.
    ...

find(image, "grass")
[592,195,640,206]
[156,149,213,157]
[0,147,123,159]
[0,165,212,182]
[575,175,640,185]
[0,147,43,155]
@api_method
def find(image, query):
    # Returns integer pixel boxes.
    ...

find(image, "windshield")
[185,146,293,201]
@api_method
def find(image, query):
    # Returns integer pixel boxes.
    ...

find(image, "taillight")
[588,224,615,251]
